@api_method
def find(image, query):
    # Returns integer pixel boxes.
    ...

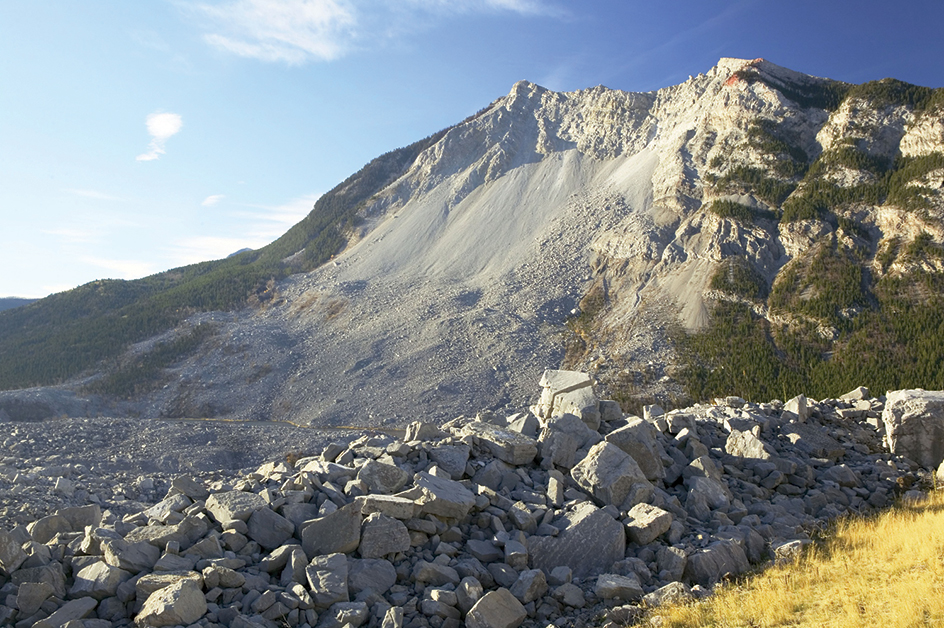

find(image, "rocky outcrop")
[0,372,935,627]
[882,389,944,469]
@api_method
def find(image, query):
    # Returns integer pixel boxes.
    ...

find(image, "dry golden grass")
[646,490,944,627]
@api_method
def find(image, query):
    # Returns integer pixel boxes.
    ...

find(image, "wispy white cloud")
[189,0,356,64]
[182,0,564,64]
[64,188,124,201]
[168,193,317,266]
[136,112,183,161]
[240,193,318,239]
[81,256,158,280]
[202,194,226,206]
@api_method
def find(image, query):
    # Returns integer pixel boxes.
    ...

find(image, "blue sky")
[3,0,944,298]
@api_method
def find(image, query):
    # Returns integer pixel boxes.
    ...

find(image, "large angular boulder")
[465,588,527,628]
[302,503,362,557]
[306,553,349,609]
[357,460,410,494]
[624,503,673,545]
[205,490,268,523]
[570,442,653,510]
[724,429,773,460]
[403,472,476,520]
[70,560,132,600]
[605,417,666,481]
[0,528,27,573]
[780,423,845,461]
[883,389,944,468]
[536,370,601,430]
[358,513,410,559]
[684,539,750,587]
[528,502,625,578]
[135,577,207,627]
[348,558,397,596]
[247,507,294,550]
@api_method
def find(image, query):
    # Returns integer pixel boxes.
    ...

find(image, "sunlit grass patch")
[646,490,944,627]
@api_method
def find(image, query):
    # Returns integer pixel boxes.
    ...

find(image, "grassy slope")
[646,490,944,627]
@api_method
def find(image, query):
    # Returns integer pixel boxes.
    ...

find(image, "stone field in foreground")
[0,371,941,628]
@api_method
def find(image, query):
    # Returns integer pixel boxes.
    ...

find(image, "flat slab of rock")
[528,502,625,578]
[595,573,644,601]
[205,490,268,523]
[33,597,97,628]
[354,494,420,520]
[883,389,944,468]
[458,422,538,466]
[406,472,476,520]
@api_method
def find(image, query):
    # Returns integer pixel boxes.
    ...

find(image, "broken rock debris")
[0,371,936,627]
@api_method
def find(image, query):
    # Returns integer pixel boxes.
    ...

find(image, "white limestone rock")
[623,503,673,545]
[205,490,268,523]
[883,389,944,468]
[465,587,527,628]
[134,577,207,627]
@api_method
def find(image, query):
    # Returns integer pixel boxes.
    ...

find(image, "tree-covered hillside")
[678,78,944,403]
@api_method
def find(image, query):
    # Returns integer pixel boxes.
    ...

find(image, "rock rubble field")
[1,371,943,628]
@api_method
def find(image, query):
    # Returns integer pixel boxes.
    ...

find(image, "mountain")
[0,298,36,312]
[1,57,943,424]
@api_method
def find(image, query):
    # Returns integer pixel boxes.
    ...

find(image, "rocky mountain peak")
[2,58,943,426]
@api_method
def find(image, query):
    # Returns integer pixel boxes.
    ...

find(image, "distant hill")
[0,298,37,312]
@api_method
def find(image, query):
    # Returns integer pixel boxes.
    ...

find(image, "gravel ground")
[0,417,366,526]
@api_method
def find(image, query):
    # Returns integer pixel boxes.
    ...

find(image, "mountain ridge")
[2,57,944,423]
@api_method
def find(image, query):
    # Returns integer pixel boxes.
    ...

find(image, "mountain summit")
[2,58,943,424]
